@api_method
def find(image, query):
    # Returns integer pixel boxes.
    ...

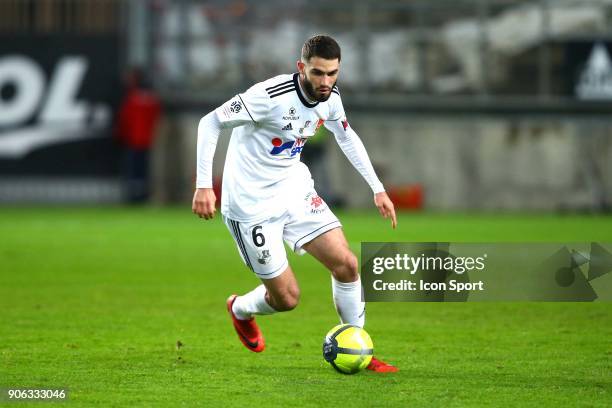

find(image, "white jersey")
[216,73,341,222]
[198,72,384,223]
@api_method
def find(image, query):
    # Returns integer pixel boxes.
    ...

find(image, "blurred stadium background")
[2,2,612,404]
[2,0,612,211]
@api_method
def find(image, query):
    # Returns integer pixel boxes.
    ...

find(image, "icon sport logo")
[270,137,306,156]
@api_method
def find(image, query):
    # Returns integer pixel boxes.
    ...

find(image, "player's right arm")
[192,111,222,219]
[192,86,270,220]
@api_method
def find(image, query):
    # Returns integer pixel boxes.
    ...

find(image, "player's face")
[297,57,339,102]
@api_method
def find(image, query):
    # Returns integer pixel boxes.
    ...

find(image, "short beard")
[302,75,334,102]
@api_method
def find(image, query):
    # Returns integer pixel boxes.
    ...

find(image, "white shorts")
[223,188,341,280]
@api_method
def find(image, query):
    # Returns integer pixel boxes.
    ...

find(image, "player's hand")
[374,192,397,229]
[192,188,217,220]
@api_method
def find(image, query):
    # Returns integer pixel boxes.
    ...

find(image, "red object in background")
[212,176,223,208]
[116,88,161,149]
[387,184,424,210]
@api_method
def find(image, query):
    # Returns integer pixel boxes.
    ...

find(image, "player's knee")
[273,287,300,311]
[332,252,359,283]
[345,253,359,279]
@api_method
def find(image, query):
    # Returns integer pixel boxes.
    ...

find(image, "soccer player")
[192,35,398,372]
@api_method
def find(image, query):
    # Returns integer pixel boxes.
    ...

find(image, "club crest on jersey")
[299,120,311,135]
[270,137,306,156]
[257,249,271,265]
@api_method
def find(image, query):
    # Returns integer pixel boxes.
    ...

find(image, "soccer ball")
[322,324,373,374]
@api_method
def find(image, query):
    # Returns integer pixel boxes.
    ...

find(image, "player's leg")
[232,265,300,317]
[301,228,365,327]
[302,228,398,372]
[282,188,360,326]
[290,211,397,372]
[259,266,300,311]
[224,215,300,352]
[227,265,299,353]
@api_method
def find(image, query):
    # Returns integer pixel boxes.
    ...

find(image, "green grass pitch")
[1,207,611,406]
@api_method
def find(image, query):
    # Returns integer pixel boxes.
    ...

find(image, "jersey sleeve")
[324,93,385,194]
[327,91,346,122]
[215,84,271,128]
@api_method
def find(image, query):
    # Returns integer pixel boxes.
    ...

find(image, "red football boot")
[226,295,265,353]
[367,356,398,373]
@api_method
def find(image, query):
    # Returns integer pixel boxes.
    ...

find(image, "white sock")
[332,276,365,328]
[232,284,276,320]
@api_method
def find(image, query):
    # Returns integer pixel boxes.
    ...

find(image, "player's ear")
[297,60,305,74]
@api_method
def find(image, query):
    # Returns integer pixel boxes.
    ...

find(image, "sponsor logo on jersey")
[282,123,293,131]
[230,100,242,113]
[270,137,306,156]
[305,191,327,214]
[342,119,349,131]
[282,106,299,120]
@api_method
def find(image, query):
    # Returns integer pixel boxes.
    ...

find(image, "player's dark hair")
[301,35,341,62]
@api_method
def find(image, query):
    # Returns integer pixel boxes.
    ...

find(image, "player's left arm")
[324,118,397,229]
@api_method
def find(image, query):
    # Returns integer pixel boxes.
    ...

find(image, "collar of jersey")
[293,73,319,108]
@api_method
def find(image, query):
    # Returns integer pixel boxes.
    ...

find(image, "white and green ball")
[322,324,373,374]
